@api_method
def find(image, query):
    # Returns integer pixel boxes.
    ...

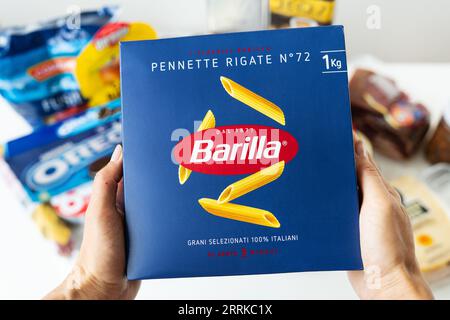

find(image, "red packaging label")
[173,125,298,175]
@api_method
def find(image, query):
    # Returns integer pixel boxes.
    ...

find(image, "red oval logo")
[173,125,298,175]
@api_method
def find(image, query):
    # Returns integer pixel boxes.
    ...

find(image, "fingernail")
[110,144,122,162]
[355,140,366,157]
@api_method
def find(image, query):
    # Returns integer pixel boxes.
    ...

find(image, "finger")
[353,131,384,177]
[364,149,401,202]
[89,145,123,213]
[385,182,402,203]
[116,178,125,216]
[354,135,392,190]
[352,130,359,146]
[354,140,389,201]
[366,152,383,177]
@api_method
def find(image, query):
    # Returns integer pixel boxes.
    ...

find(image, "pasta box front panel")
[120,26,362,279]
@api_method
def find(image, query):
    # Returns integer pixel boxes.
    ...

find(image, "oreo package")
[0,99,121,221]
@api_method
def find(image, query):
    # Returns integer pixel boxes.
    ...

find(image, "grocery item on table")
[120,26,362,280]
[289,17,319,28]
[75,22,157,107]
[270,0,335,28]
[350,69,430,160]
[0,7,116,127]
[0,99,120,253]
[1,99,120,209]
[206,0,270,33]
[426,103,450,164]
[391,176,450,281]
[422,164,450,210]
[50,182,93,223]
[33,202,73,255]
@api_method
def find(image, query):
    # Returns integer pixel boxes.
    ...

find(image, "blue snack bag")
[0,6,116,127]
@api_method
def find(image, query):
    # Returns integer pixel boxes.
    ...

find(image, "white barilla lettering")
[189,136,281,163]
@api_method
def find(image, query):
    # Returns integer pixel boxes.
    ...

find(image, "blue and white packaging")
[0,7,116,127]
[120,26,362,279]
[1,99,121,220]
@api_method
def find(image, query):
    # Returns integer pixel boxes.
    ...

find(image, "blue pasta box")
[120,25,362,279]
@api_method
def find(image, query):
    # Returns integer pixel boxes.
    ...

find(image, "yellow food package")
[75,22,157,107]
[32,203,72,246]
[270,0,335,28]
[391,176,450,273]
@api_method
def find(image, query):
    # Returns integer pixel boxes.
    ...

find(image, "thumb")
[89,144,123,213]
[354,140,388,202]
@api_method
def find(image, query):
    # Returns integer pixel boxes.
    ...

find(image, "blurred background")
[1,0,449,299]
[2,0,450,61]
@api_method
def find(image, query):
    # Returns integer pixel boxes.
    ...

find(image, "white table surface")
[1,61,450,300]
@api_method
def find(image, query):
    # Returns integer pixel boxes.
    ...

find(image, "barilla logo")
[171,76,298,229]
[25,123,121,192]
[28,57,76,81]
[174,125,298,175]
[93,22,130,50]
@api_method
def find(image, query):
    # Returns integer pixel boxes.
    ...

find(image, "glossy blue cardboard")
[120,26,362,280]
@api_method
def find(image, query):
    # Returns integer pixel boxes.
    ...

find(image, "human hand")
[45,145,140,299]
[348,137,433,300]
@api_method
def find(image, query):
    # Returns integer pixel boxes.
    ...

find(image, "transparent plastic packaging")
[207,0,270,33]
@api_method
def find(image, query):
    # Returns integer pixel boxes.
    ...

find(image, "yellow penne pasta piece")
[220,76,286,126]
[178,165,192,185]
[198,198,281,228]
[178,110,216,184]
[196,109,216,131]
[218,161,285,204]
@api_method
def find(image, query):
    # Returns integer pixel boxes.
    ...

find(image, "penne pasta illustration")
[220,76,286,126]
[218,161,285,204]
[178,110,216,185]
[178,165,192,185]
[196,109,216,131]
[198,198,281,228]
